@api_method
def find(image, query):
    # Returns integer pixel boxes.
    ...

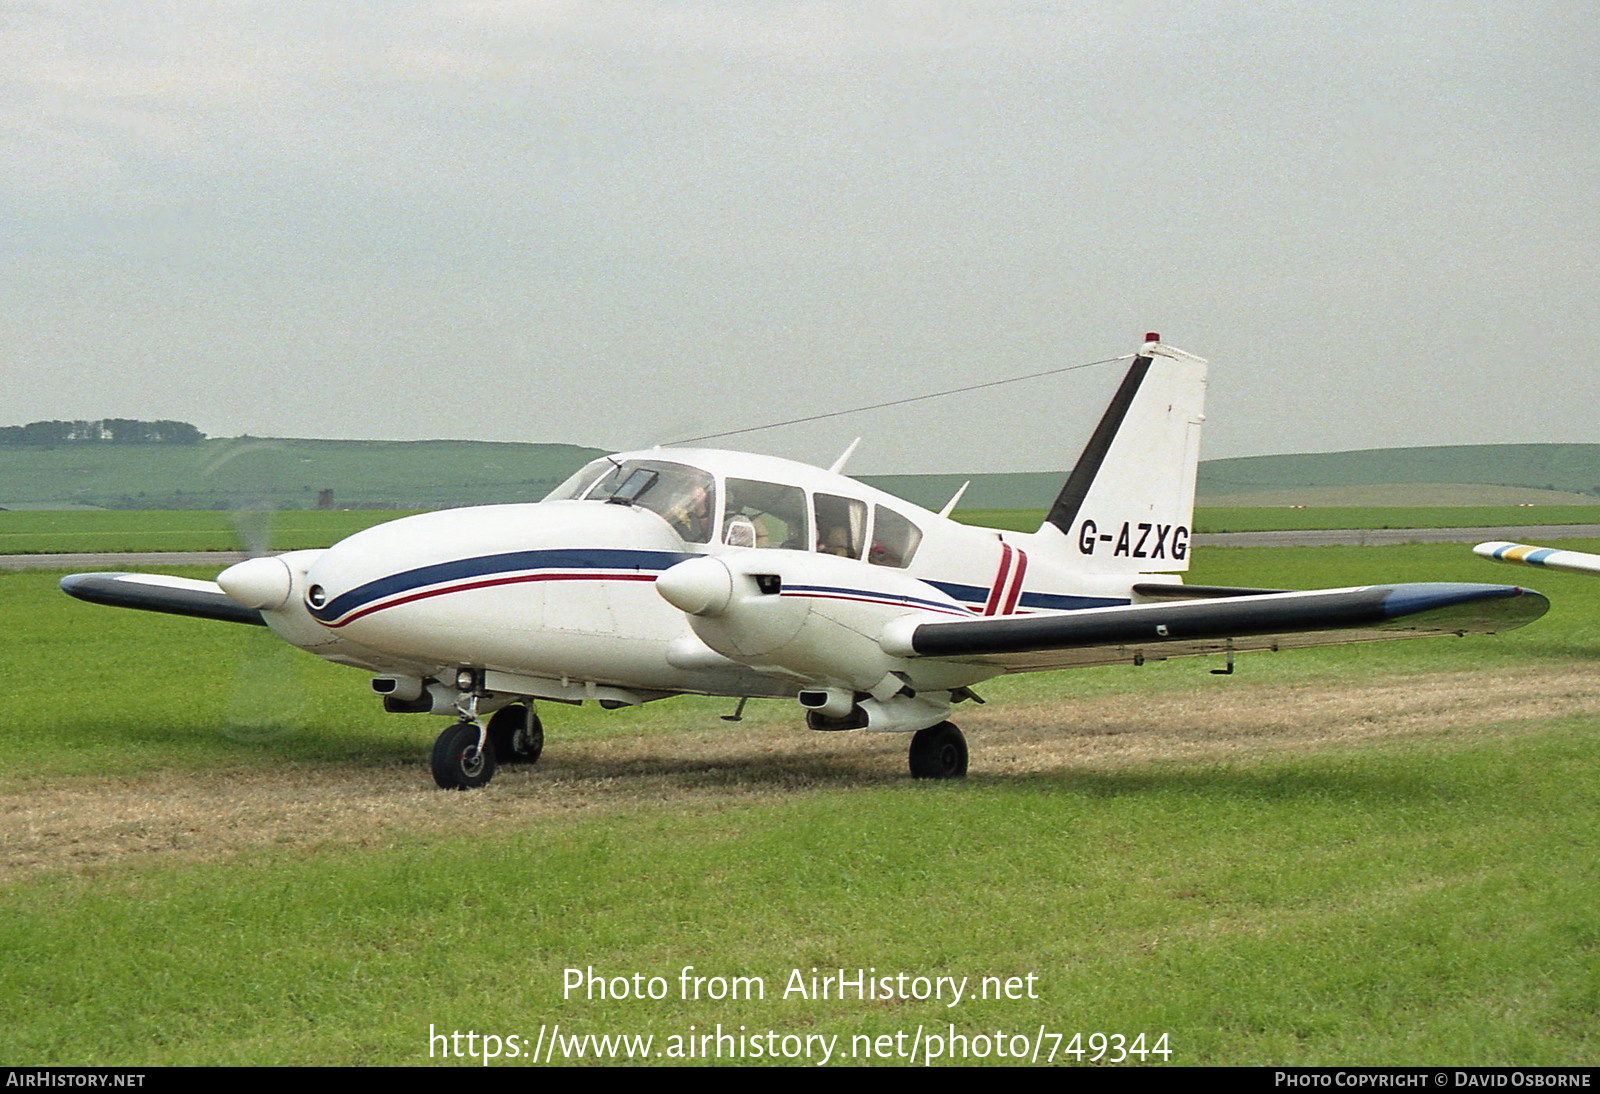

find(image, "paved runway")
[1,551,252,571]
[1194,524,1600,548]
[6,525,1600,571]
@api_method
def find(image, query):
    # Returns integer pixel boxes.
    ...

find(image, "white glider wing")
[881,582,1547,672]
[1475,541,1600,578]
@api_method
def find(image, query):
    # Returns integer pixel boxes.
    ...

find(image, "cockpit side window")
[544,458,615,501]
[724,479,808,550]
[868,505,923,568]
[814,493,866,559]
[580,460,717,544]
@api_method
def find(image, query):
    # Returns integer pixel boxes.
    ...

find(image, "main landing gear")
[908,721,968,780]
[430,701,544,790]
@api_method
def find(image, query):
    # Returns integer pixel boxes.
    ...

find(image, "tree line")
[0,419,206,446]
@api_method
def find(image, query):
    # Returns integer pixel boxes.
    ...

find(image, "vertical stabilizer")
[1038,338,1207,573]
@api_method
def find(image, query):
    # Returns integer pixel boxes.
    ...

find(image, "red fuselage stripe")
[983,543,1014,616]
[1002,548,1030,615]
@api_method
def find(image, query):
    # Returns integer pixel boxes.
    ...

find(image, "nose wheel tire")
[432,721,497,790]
[488,703,544,765]
[908,721,968,780]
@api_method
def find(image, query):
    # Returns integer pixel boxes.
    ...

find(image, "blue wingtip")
[1380,582,1547,632]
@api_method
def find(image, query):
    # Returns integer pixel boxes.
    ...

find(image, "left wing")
[59,572,266,626]
[881,582,1546,672]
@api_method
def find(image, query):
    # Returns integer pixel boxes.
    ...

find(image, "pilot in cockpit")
[664,483,712,543]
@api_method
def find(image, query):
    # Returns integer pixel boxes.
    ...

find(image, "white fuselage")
[257,448,1185,709]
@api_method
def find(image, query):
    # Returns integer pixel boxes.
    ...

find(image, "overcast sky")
[5,1,1595,473]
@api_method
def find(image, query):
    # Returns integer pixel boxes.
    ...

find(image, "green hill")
[4,438,1598,512]
[864,445,1600,511]
[0,438,608,510]
[1197,444,1600,501]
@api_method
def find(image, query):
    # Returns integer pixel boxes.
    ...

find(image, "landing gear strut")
[908,721,968,780]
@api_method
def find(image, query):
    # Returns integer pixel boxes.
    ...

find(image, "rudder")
[1039,337,1207,573]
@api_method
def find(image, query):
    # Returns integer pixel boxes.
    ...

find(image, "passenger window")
[814,494,866,558]
[724,479,808,550]
[868,506,923,568]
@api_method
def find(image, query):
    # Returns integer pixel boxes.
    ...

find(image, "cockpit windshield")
[544,458,615,503]
[549,458,717,544]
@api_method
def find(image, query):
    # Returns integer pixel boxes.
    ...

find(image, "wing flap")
[892,583,1546,672]
[60,572,266,627]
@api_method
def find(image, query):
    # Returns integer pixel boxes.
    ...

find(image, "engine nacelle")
[656,550,1000,694]
[804,692,953,734]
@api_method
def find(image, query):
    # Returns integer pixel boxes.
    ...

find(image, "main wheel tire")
[488,704,544,765]
[908,721,968,780]
[431,721,497,790]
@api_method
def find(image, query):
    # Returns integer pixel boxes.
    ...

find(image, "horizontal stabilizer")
[883,582,1546,672]
[60,572,266,627]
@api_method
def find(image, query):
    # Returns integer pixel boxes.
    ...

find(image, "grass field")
[6,505,1600,555]
[4,541,1600,1065]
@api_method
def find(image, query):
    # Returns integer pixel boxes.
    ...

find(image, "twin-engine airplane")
[62,337,1549,789]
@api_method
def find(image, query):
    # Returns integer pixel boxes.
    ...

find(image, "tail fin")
[1037,337,1207,573]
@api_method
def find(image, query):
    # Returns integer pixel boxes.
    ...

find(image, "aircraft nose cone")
[656,556,734,617]
[218,556,293,610]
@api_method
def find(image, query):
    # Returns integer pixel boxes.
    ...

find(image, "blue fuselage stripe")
[926,580,1127,613]
[781,583,970,614]
[314,548,694,623]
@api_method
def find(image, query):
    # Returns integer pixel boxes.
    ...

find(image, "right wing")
[881,582,1547,672]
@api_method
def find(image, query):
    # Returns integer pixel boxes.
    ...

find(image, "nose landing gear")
[431,720,496,790]
[430,694,544,790]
